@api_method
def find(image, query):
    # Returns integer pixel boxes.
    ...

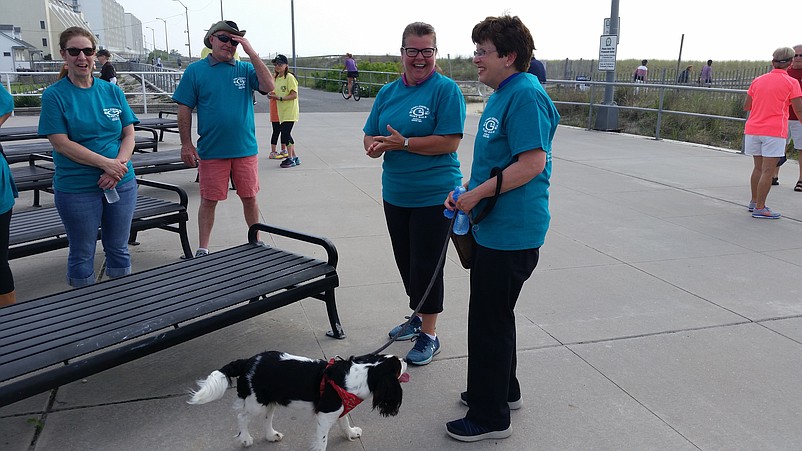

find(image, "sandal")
[795,180,802,192]
[771,177,779,186]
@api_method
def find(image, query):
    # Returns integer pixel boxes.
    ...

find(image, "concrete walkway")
[2,89,802,450]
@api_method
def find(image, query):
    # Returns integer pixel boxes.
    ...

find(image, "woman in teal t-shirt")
[444,15,560,442]
[363,22,466,367]
[0,84,19,306]
[39,27,139,287]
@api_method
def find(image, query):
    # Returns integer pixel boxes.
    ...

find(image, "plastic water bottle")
[104,187,120,204]
[443,186,469,235]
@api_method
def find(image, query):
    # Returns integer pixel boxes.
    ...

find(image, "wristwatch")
[403,137,409,151]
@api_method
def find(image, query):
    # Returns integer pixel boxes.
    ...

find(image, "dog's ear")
[369,357,404,417]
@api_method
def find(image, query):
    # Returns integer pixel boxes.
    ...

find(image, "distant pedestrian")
[677,65,692,83]
[785,45,802,192]
[96,49,117,85]
[633,59,648,94]
[155,56,162,68]
[527,55,546,84]
[267,54,300,168]
[343,53,358,99]
[699,60,713,85]
[743,47,802,219]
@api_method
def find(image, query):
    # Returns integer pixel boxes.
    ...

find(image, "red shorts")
[198,155,259,201]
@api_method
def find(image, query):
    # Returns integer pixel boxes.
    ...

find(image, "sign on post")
[598,35,617,71]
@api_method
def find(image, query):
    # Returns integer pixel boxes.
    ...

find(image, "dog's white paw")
[236,432,254,447]
[346,427,362,440]
[266,431,284,442]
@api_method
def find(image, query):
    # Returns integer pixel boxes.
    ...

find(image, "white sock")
[425,332,436,340]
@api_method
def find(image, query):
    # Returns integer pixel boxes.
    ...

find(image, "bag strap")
[472,167,503,225]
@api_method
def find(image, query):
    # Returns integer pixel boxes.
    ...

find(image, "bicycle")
[341,75,361,101]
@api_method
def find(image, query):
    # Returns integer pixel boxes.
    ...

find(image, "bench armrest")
[158,111,177,119]
[135,178,188,208]
[248,223,338,268]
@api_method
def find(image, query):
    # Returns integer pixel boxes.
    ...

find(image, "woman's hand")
[100,157,128,182]
[97,172,118,190]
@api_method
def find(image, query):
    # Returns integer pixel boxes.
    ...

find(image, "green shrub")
[13,95,41,107]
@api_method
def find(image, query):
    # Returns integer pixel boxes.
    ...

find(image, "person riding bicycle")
[344,53,358,99]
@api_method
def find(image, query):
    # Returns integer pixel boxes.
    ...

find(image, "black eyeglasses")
[64,47,95,57]
[401,47,436,58]
[794,54,802,58]
[213,34,239,46]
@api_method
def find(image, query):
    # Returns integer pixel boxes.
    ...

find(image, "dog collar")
[320,358,364,417]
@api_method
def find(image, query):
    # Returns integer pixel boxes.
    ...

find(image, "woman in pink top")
[743,47,802,219]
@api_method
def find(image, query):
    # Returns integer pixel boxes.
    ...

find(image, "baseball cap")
[204,20,246,49]
[773,47,794,63]
[272,54,289,65]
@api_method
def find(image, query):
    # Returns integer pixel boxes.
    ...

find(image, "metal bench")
[136,111,179,141]
[0,223,345,407]
[9,178,192,260]
[3,128,160,164]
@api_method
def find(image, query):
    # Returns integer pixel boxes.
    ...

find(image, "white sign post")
[598,35,617,71]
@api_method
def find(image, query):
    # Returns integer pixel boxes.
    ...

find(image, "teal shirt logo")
[103,108,122,121]
[233,77,246,89]
[481,117,500,138]
[409,105,430,123]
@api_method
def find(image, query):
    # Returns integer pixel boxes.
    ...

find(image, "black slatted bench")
[9,178,192,260]
[129,148,190,175]
[3,128,159,164]
[136,111,179,142]
[0,223,345,407]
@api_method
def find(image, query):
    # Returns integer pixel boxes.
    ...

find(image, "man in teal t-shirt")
[172,20,274,257]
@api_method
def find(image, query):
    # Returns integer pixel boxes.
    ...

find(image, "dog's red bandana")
[320,358,363,417]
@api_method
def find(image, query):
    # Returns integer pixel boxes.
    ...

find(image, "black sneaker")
[460,391,522,410]
[445,418,511,442]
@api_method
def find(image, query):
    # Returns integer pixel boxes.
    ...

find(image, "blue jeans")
[54,180,137,287]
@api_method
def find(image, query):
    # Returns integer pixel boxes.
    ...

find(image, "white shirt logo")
[409,105,430,123]
[233,77,246,89]
[481,117,499,138]
[103,108,122,121]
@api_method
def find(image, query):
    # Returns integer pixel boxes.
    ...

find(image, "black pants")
[465,244,539,429]
[278,121,294,146]
[0,208,14,294]
[270,121,282,146]
[383,201,450,314]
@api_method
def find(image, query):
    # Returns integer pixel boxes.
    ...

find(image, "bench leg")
[178,221,193,259]
[322,289,346,339]
[33,189,41,208]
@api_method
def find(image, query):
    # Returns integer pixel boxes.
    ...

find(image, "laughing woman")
[363,22,466,366]
[39,27,139,287]
[444,15,560,442]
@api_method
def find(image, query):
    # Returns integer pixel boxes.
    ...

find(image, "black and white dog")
[188,351,408,450]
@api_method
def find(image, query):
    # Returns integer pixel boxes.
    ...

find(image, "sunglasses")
[64,47,96,57]
[795,54,802,58]
[213,34,239,46]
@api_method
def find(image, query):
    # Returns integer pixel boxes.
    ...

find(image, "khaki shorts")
[198,155,259,201]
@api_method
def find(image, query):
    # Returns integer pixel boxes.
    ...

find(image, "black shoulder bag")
[451,167,503,269]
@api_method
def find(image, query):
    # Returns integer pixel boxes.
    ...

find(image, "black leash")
[368,214,456,355]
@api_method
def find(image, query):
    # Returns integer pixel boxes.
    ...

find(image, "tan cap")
[204,20,246,49]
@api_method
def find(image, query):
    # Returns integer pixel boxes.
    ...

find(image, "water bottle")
[104,187,120,204]
[444,186,470,235]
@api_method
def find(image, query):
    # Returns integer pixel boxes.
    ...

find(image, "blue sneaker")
[293,156,301,166]
[405,334,440,366]
[280,157,296,168]
[388,315,422,341]
[751,206,781,219]
[445,418,512,442]
[747,201,756,212]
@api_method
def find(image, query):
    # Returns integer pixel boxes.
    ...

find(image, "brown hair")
[471,15,534,73]
[401,22,437,48]
[59,26,96,50]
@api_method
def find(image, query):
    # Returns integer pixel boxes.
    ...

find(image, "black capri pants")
[0,208,14,294]
[278,121,295,146]
[383,201,451,314]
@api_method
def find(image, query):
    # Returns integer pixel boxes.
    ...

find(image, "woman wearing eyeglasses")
[443,15,559,442]
[363,22,466,367]
[39,26,139,287]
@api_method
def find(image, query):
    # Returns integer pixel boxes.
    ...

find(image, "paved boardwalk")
[2,89,802,450]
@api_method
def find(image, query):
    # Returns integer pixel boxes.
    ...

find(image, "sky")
[117,0,799,63]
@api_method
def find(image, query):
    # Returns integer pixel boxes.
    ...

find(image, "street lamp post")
[145,26,156,54]
[173,0,192,61]
[220,0,224,19]
[156,17,169,56]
